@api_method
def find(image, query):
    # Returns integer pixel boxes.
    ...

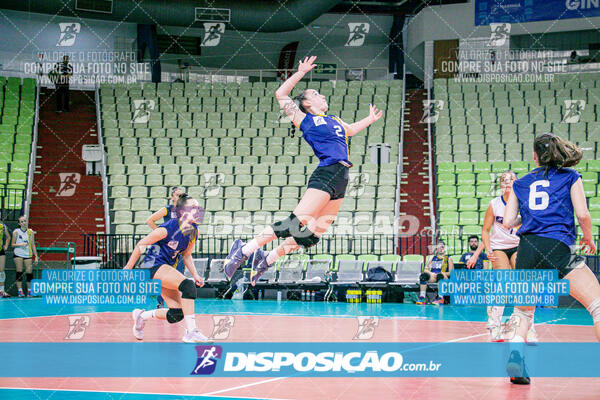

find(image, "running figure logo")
[488,23,511,47]
[209,316,235,340]
[346,23,370,47]
[132,100,155,123]
[347,172,370,197]
[562,100,585,123]
[203,173,224,197]
[65,315,90,339]
[57,23,81,47]
[420,100,444,124]
[57,173,81,197]
[353,316,379,340]
[191,345,223,375]
[202,23,225,47]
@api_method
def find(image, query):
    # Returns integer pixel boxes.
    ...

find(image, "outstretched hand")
[298,56,317,74]
[369,104,383,123]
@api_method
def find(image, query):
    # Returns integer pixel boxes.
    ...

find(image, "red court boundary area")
[3,312,600,399]
[0,312,598,342]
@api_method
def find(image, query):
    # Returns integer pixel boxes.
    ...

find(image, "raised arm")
[339,104,383,137]
[275,56,316,128]
[503,190,519,230]
[571,177,597,254]
[146,207,167,230]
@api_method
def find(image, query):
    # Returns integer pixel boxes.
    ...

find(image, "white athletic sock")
[419,290,426,298]
[266,249,285,266]
[242,239,260,257]
[140,309,157,320]
[184,314,197,332]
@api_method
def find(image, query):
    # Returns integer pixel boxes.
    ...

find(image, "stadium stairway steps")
[29,90,105,261]
[400,88,433,255]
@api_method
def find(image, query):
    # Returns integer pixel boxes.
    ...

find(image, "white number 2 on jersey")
[528,180,550,210]
[333,125,344,137]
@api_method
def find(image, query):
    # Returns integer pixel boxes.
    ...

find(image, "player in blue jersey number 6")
[503,133,599,384]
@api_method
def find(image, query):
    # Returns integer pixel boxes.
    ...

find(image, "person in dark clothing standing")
[53,55,73,112]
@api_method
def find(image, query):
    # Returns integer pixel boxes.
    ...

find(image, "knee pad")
[293,228,320,249]
[26,273,33,282]
[272,213,301,239]
[587,297,600,324]
[16,271,23,281]
[178,279,197,300]
[166,308,184,324]
[436,273,445,282]
[419,272,430,285]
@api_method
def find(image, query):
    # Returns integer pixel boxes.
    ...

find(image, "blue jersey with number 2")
[512,166,581,246]
[300,113,350,167]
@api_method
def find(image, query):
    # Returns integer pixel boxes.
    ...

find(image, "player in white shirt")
[468,171,537,343]
[11,216,38,297]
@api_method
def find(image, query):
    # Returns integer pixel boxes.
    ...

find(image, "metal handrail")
[394,63,406,255]
[94,86,110,235]
[24,82,40,218]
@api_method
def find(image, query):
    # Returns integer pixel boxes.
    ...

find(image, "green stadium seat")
[457,185,476,198]
[438,198,457,211]
[440,211,459,225]
[438,186,456,198]
[460,211,479,225]
[459,197,478,211]
[437,173,455,186]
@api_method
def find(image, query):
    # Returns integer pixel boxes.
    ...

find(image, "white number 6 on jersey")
[528,180,550,210]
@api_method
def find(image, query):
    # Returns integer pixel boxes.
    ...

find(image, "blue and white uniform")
[140,219,197,278]
[159,204,184,273]
[299,112,352,199]
[512,166,584,276]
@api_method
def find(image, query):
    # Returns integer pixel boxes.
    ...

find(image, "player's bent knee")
[436,273,445,282]
[419,272,430,285]
[293,229,320,248]
[178,279,197,299]
[166,308,184,323]
[272,213,301,239]
[587,297,600,324]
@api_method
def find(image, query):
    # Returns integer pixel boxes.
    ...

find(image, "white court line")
[0,386,288,400]
[201,377,289,396]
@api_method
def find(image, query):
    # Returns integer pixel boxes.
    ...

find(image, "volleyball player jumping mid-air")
[503,133,599,384]
[223,55,383,285]
[125,194,210,343]
[468,170,537,343]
